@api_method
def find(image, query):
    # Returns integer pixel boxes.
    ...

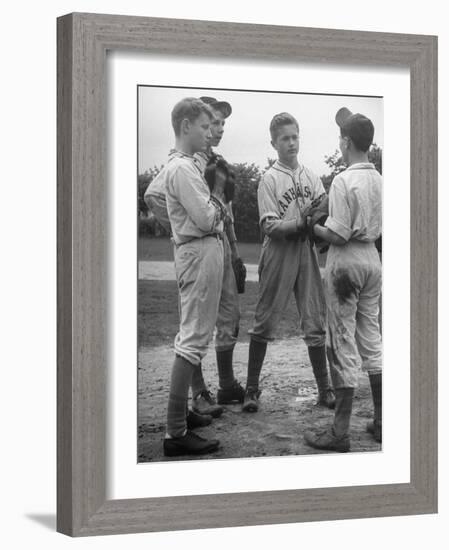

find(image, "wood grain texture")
[57,13,74,536]
[57,12,438,537]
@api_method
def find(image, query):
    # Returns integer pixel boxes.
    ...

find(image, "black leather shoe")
[317,388,336,409]
[217,380,245,404]
[193,390,224,417]
[242,388,261,413]
[366,420,382,442]
[304,426,350,453]
[186,410,212,429]
[163,431,220,457]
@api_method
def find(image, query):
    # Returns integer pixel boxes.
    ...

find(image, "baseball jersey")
[144,150,177,233]
[325,162,382,243]
[258,160,325,232]
[145,150,223,245]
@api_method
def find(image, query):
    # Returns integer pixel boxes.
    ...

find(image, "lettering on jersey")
[278,184,312,214]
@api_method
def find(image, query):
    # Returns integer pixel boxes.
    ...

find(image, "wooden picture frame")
[57,12,437,536]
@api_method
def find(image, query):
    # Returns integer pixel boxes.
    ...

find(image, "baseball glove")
[204,155,235,203]
[232,256,247,294]
[285,194,328,243]
[209,194,229,223]
[305,194,329,245]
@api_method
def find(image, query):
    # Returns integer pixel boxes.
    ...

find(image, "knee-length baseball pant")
[173,236,224,366]
[324,241,382,389]
[215,234,240,351]
[248,237,326,347]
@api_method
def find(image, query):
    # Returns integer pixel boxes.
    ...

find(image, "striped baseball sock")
[246,338,267,390]
[216,349,236,390]
[191,364,207,398]
[308,345,331,392]
[166,354,194,438]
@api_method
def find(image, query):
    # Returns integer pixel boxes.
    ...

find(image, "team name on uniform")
[278,183,312,216]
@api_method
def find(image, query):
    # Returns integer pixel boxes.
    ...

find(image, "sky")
[138,86,383,177]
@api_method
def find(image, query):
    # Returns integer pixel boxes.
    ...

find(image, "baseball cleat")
[304,426,350,453]
[366,420,382,442]
[216,380,245,404]
[192,390,224,418]
[163,431,220,457]
[186,409,213,430]
[317,388,336,409]
[242,388,261,413]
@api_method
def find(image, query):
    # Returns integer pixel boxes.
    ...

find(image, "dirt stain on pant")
[332,268,358,304]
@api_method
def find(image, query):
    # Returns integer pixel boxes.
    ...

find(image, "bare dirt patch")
[138,339,380,462]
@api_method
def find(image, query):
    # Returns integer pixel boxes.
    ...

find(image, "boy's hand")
[305,195,329,244]
[285,216,307,241]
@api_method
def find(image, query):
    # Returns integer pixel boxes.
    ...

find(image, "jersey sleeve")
[312,172,326,200]
[258,172,280,224]
[258,173,300,239]
[144,171,171,231]
[324,175,352,241]
[170,163,222,233]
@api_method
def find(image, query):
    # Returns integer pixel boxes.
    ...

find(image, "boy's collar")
[169,148,194,159]
[346,162,375,171]
[276,159,302,172]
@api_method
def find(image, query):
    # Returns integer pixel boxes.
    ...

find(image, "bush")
[139,215,169,237]
[231,162,263,243]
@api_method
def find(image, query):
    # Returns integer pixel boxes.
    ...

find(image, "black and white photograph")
[137,85,383,462]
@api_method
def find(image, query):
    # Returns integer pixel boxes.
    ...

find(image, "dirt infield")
[138,338,380,462]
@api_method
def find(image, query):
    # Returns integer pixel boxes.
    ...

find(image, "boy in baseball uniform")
[191,97,246,415]
[242,112,335,413]
[145,96,245,421]
[152,98,226,457]
[305,108,382,452]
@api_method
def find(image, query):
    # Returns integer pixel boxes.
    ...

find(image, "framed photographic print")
[57,12,437,536]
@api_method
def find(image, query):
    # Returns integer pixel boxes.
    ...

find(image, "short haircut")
[171,98,213,136]
[340,114,374,153]
[336,108,375,153]
[269,112,299,141]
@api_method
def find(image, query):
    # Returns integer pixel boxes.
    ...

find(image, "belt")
[174,233,223,247]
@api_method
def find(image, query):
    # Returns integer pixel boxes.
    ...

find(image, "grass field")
[138,279,304,349]
[138,236,329,347]
[138,236,328,267]
[138,236,263,264]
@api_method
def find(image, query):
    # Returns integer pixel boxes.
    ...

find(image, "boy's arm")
[171,164,223,233]
[318,176,352,245]
[259,174,303,239]
[312,224,347,246]
[262,217,305,239]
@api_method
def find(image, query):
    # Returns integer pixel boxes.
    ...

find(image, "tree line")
[138,145,382,243]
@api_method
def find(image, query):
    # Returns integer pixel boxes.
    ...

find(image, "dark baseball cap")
[199,96,232,118]
[335,107,374,152]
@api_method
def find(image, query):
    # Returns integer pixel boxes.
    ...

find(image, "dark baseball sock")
[191,363,207,398]
[308,345,331,392]
[216,348,236,390]
[333,387,354,438]
[368,373,382,424]
[246,338,267,390]
[166,354,194,438]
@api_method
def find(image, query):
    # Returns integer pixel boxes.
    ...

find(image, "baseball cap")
[199,96,232,118]
[335,107,374,152]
